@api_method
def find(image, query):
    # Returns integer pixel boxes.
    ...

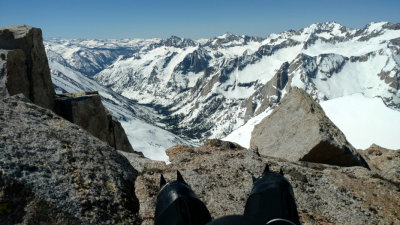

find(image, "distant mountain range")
[44,21,400,159]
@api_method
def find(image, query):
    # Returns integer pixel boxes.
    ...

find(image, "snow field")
[320,93,400,150]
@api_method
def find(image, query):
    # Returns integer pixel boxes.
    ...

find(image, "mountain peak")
[302,21,347,34]
[217,32,236,39]
[364,21,389,33]
[164,35,196,48]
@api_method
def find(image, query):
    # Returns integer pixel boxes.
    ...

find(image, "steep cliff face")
[0,25,55,110]
[55,91,134,153]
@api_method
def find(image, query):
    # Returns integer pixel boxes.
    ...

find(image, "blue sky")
[1,0,399,39]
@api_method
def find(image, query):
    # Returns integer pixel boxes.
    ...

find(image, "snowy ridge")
[46,21,400,151]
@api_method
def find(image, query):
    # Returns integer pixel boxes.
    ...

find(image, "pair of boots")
[155,165,300,225]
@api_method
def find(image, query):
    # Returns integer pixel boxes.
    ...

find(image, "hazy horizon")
[37,21,397,41]
[1,0,400,39]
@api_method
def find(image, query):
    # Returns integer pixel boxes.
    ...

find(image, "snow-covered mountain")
[45,21,400,152]
[47,59,188,161]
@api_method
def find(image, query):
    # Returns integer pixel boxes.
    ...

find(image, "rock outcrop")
[55,91,134,153]
[0,49,29,98]
[359,144,400,184]
[0,94,140,224]
[121,139,400,225]
[250,87,368,168]
[0,25,55,110]
[0,25,134,153]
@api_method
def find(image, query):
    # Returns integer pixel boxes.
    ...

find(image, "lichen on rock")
[0,94,140,224]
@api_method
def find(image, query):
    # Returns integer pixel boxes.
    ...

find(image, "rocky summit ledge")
[120,139,400,225]
[359,144,400,185]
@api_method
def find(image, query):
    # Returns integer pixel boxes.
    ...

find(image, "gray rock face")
[0,49,29,98]
[0,94,140,224]
[244,61,290,121]
[112,116,135,152]
[174,49,211,74]
[250,87,368,168]
[379,70,399,90]
[55,91,134,153]
[0,173,81,225]
[0,25,55,110]
[125,139,400,225]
